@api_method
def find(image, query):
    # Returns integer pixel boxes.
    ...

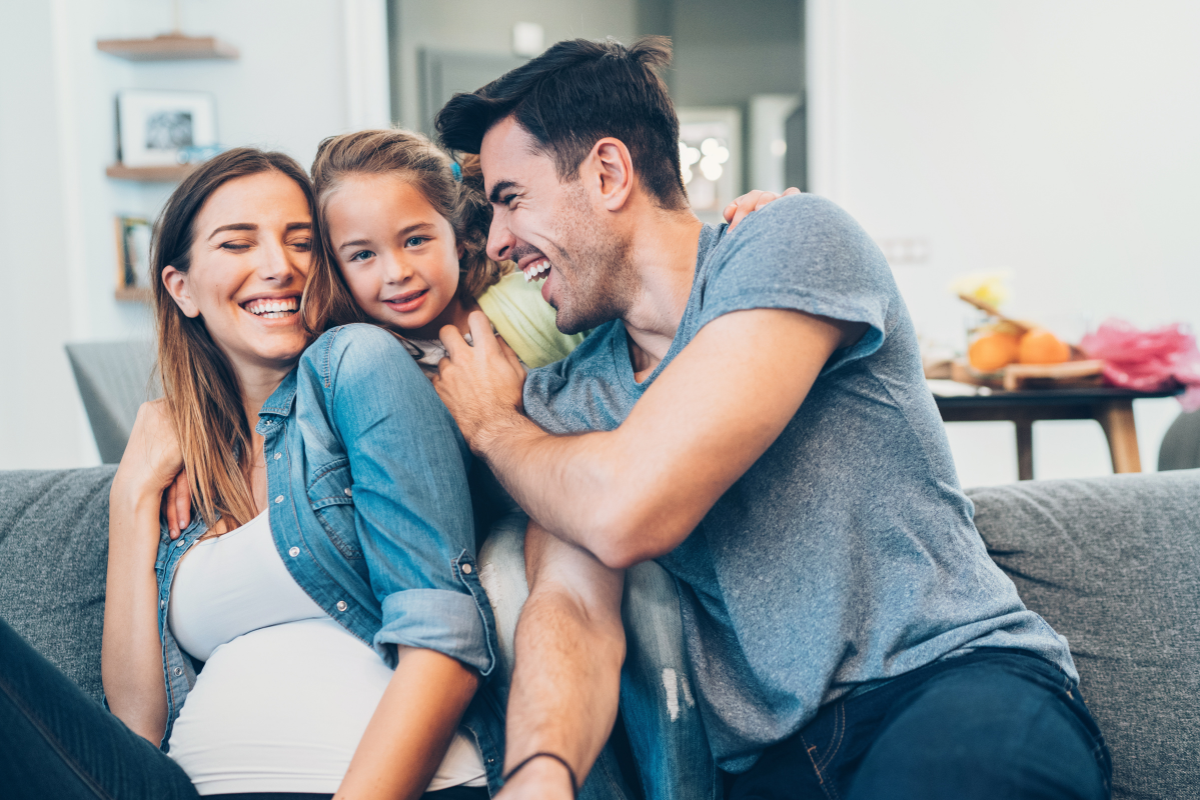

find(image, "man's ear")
[588,137,636,212]
[161,265,200,318]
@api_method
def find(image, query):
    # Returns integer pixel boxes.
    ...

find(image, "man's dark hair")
[436,36,688,210]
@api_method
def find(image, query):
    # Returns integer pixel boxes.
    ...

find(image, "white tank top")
[166,509,487,796]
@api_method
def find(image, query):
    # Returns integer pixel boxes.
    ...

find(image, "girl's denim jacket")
[150,324,505,792]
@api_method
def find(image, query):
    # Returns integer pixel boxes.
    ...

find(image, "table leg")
[1015,418,1034,480]
[1096,399,1141,473]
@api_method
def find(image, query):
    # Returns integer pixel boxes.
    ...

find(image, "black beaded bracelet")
[502,751,579,798]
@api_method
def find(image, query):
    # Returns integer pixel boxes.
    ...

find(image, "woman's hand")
[163,469,192,540]
[723,187,802,231]
[113,400,184,511]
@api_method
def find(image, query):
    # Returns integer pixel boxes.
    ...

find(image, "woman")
[0,148,500,800]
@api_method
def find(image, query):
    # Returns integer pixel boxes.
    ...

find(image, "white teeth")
[244,297,299,317]
[523,259,550,282]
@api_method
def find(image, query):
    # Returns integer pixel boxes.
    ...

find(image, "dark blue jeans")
[728,648,1111,800]
[0,617,487,799]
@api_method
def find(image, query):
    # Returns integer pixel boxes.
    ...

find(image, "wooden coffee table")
[933,386,1181,481]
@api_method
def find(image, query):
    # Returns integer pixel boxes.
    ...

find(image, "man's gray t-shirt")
[522,194,1075,772]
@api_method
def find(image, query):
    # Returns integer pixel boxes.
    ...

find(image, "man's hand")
[433,311,527,451]
[723,187,802,231]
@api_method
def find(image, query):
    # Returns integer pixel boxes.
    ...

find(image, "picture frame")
[116,89,217,167]
[114,215,153,300]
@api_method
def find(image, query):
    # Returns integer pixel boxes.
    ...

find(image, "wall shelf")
[114,287,153,303]
[106,163,195,182]
[97,34,238,61]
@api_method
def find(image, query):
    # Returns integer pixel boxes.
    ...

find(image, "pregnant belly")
[167,617,394,795]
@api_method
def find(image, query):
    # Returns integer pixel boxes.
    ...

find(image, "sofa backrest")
[2,467,1197,798]
[0,467,116,703]
[968,470,1200,800]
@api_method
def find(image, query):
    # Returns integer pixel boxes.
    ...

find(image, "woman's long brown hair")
[304,128,510,335]
[151,147,316,529]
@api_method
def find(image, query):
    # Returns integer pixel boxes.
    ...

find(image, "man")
[433,37,1110,800]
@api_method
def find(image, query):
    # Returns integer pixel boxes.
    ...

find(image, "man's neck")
[618,207,705,379]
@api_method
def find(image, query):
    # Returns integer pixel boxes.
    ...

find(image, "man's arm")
[498,519,626,799]
[436,307,865,568]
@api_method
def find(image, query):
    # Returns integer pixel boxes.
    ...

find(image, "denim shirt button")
[176,540,185,548]
[274,495,284,504]
[461,563,473,574]
[173,667,183,677]
[160,599,166,609]
[343,487,352,497]
[336,600,348,612]
[289,546,300,557]
[274,452,282,460]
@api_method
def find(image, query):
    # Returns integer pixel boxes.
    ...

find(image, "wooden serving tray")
[950,358,1104,391]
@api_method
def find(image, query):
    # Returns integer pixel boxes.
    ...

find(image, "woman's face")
[164,170,313,378]
[325,173,467,340]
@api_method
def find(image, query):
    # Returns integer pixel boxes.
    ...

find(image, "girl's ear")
[162,266,201,318]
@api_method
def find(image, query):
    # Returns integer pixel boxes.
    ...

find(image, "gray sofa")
[1,467,1197,799]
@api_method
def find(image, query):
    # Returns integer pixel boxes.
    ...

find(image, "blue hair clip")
[451,161,463,182]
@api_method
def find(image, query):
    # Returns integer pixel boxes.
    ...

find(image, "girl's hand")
[723,187,802,231]
[113,400,186,517]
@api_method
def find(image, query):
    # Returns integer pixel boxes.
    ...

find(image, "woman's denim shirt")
[150,324,504,791]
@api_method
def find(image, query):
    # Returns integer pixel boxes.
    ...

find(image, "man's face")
[480,116,633,334]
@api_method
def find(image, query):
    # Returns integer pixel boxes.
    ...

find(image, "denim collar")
[257,368,298,421]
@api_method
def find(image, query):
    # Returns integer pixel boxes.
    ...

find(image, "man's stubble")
[550,183,637,336]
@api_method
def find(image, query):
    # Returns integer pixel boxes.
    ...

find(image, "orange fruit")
[968,332,1021,372]
[1018,328,1071,364]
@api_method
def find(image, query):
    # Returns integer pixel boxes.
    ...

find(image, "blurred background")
[1,0,1197,488]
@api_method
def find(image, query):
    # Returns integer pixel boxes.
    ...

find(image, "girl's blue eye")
[405,236,429,248]
[349,249,374,262]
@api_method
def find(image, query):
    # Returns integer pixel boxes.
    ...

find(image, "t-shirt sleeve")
[695,194,894,374]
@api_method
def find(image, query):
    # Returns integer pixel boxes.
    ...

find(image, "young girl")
[305,129,580,374]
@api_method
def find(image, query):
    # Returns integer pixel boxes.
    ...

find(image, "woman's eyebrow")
[208,223,256,239]
[286,222,311,231]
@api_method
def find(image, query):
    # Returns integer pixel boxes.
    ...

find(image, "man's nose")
[487,216,516,263]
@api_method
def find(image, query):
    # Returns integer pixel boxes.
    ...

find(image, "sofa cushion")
[0,467,117,704]
[968,470,1200,800]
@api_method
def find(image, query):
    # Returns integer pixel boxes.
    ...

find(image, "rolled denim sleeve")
[319,324,496,675]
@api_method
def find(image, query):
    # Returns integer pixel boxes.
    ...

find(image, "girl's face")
[163,170,313,379]
[326,173,468,340]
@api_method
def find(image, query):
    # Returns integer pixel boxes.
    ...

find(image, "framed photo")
[114,216,153,298]
[116,90,216,167]
[677,107,742,224]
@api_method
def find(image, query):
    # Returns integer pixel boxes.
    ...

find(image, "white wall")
[0,0,364,469]
[808,0,1200,487]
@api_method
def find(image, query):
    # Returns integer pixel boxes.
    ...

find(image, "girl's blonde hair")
[305,128,509,334]
[151,147,318,529]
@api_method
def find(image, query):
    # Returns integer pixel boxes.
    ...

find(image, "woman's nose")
[259,239,303,284]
